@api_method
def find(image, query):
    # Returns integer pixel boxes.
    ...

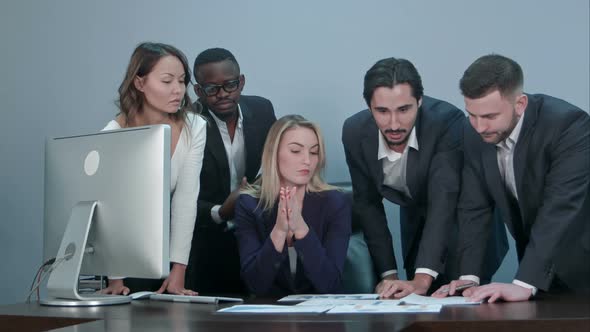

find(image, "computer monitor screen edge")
[41,125,171,306]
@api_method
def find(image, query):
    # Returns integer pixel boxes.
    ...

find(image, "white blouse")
[103,112,206,265]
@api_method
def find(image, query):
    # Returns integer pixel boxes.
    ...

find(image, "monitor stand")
[40,201,131,306]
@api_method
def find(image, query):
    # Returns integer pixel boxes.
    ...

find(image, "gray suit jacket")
[342,96,506,282]
[458,94,590,292]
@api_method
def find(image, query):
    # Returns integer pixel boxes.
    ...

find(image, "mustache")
[384,129,407,134]
[215,98,235,105]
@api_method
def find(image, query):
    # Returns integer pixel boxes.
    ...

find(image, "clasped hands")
[271,186,309,251]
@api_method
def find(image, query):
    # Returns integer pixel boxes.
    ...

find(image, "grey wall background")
[1,0,588,304]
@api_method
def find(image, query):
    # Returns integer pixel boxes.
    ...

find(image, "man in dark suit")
[185,48,276,294]
[342,57,507,298]
[435,54,590,302]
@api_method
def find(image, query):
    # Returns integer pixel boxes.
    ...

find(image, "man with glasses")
[186,48,276,295]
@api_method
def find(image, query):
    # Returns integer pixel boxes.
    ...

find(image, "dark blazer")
[458,94,590,292]
[234,190,351,296]
[186,95,276,294]
[342,96,507,284]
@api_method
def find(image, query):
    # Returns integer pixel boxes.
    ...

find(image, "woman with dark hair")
[101,42,206,296]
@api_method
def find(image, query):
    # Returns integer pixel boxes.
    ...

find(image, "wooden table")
[1,293,588,331]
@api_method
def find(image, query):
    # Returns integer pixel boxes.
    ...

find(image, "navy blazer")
[458,94,590,292]
[186,95,276,294]
[234,190,352,296]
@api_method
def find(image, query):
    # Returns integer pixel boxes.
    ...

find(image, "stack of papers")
[296,299,402,306]
[277,294,378,303]
[327,303,442,314]
[400,293,481,305]
[217,293,480,314]
[217,305,334,313]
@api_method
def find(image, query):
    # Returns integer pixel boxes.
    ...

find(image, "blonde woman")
[101,42,206,296]
[234,115,351,296]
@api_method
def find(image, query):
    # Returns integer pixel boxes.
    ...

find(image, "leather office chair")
[331,182,377,293]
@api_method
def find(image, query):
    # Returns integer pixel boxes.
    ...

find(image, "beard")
[383,128,411,149]
[203,99,238,121]
[211,107,237,121]
[481,109,521,144]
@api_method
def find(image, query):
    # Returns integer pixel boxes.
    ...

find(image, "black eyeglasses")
[198,78,240,97]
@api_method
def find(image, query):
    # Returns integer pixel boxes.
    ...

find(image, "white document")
[327,303,442,314]
[401,293,481,305]
[277,294,379,303]
[217,304,333,314]
[296,299,402,306]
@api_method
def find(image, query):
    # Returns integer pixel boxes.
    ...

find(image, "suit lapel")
[240,100,259,181]
[482,146,503,201]
[362,133,383,191]
[258,205,294,292]
[202,107,231,183]
[482,143,519,236]
[262,205,277,235]
[405,149,419,200]
[405,110,423,200]
[513,96,537,222]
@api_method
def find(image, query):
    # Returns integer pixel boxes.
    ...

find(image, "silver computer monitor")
[42,125,171,306]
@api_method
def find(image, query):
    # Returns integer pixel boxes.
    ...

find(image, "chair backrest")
[330,183,378,293]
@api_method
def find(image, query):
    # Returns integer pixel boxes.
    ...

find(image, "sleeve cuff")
[211,205,224,224]
[460,275,480,285]
[513,279,537,296]
[415,268,439,279]
[381,270,397,279]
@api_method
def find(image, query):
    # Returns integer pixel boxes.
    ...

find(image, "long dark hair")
[117,42,199,126]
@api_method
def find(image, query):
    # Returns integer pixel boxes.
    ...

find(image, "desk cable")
[25,253,73,303]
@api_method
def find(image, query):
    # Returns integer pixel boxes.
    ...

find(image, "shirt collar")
[377,127,419,161]
[496,111,524,150]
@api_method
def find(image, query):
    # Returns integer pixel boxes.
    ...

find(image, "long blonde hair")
[242,114,338,211]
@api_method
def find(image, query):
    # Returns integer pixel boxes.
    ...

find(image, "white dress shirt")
[377,129,439,280]
[496,113,524,200]
[209,105,246,224]
[379,129,415,199]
